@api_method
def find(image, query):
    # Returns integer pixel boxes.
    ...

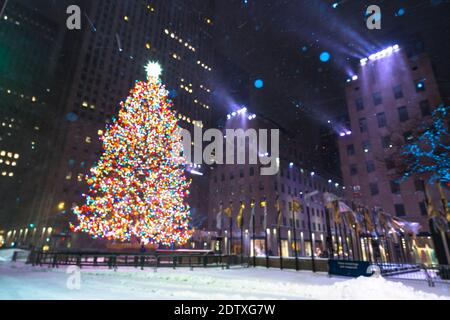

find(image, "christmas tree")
[71,61,193,246]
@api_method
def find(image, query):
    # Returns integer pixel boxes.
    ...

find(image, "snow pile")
[304,276,446,300]
[0,263,448,300]
[0,249,29,262]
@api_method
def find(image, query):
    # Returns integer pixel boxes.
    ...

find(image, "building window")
[347,144,355,156]
[221,174,225,182]
[414,179,424,191]
[259,181,264,191]
[377,112,387,128]
[230,172,234,180]
[369,183,379,195]
[381,136,391,149]
[390,180,400,194]
[281,184,285,193]
[239,169,244,178]
[373,92,383,106]
[249,167,255,176]
[362,141,371,153]
[420,100,431,116]
[350,164,358,176]
[398,106,409,122]
[393,85,403,99]
[415,79,426,92]
[366,161,375,173]
[356,98,364,111]
[419,202,427,216]
[394,204,406,217]
[385,158,395,170]
[359,118,368,133]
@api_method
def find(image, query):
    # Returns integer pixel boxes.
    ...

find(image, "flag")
[224,201,233,218]
[332,200,341,224]
[275,194,282,228]
[260,197,267,230]
[216,201,223,230]
[236,201,245,228]
[363,208,375,232]
[323,192,339,209]
[437,183,450,224]
[293,199,302,213]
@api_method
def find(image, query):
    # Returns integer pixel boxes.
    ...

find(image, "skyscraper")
[0,0,70,246]
[206,111,344,258]
[338,45,446,232]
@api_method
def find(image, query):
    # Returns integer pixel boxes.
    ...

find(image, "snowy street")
[1,261,449,300]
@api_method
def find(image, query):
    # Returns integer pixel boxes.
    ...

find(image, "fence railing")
[28,251,243,270]
[377,262,450,286]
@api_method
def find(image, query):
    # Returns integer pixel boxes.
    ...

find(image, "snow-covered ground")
[1,260,449,300]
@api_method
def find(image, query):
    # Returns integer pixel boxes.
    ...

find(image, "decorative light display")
[227,106,256,120]
[401,104,450,183]
[71,61,193,246]
[360,45,400,66]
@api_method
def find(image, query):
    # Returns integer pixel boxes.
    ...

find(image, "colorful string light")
[71,62,193,246]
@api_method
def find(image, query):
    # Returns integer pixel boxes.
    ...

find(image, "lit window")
[13,153,19,159]
[7,152,12,158]
[31,96,36,102]
[1,172,6,176]
[8,172,13,177]
[0,151,4,156]
[82,101,88,107]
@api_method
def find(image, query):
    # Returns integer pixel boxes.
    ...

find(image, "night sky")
[212,0,450,136]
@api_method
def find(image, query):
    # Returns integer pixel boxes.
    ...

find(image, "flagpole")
[262,197,269,268]
[306,206,316,272]
[324,206,334,258]
[278,224,283,270]
[229,216,233,256]
[362,208,373,263]
[251,200,256,268]
[265,228,269,268]
[240,202,244,265]
[291,199,299,271]
[334,222,340,259]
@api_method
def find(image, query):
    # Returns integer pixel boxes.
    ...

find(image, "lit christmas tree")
[71,61,193,246]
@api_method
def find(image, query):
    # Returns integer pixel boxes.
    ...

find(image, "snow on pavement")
[0,262,449,300]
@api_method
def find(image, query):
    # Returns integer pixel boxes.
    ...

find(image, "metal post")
[228,217,232,255]
[252,211,256,267]
[264,229,269,268]
[334,222,340,259]
[278,225,283,270]
[325,207,334,258]
[291,208,299,271]
[307,208,316,272]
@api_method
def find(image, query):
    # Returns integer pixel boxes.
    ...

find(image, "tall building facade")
[0,0,70,246]
[3,0,216,249]
[205,112,345,257]
[338,46,445,232]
